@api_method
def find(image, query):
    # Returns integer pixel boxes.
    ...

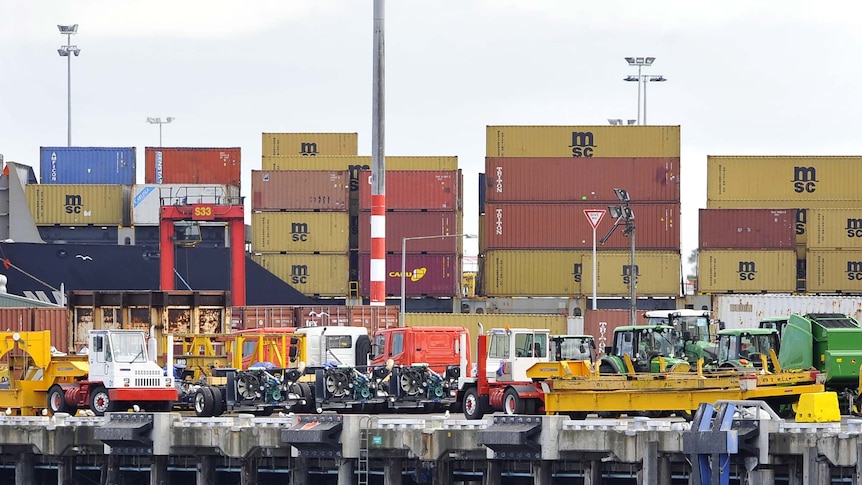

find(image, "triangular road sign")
[584,209,605,229]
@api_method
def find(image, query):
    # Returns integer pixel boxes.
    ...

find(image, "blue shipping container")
[40,147,137,185]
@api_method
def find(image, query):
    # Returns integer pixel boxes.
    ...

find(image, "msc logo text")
[569,132,596,158]
[846,218,862,238]
[299,142,318,156]
[792,166,818,193]
[291,265,309,284]
[291,222,309,242]
[64,194,86,214]
[737,261,757,281]
[621,264,639,285]
[847,262,862,281]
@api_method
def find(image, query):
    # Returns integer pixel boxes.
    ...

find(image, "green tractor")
[644,309,717,364]
[549,334,596,363]
[714,328,780,371]
[598,325,690,374]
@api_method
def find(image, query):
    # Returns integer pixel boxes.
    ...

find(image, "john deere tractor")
[599,325,690,374]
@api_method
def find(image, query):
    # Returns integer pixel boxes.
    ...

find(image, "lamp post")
[600,188,636,325]
[623,57,655,125]
[146,117,175,147]
[401,233,477,327]
[624,74,667,125]
[57,24,80,147]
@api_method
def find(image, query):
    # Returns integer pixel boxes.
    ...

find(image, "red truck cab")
[370,326,471,374]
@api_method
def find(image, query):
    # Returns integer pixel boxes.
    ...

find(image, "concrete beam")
[14,453,33,485]
[532,461,552,485]
[151,455,169,485]
[483,461,501,485]
[196,455,216,485]
[383,458,403,485]
[583,460,602,485]
[291,456,309,485]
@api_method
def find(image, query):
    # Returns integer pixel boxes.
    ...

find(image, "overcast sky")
[2,1,860,276]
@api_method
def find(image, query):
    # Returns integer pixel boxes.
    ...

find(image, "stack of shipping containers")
[252,133,358,298]
[705,156,862,293]
[480,126,682,300]
[29,147,135,244]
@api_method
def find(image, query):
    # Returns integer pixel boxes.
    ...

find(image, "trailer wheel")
[503,388,524,415]
[210,387,225,416]
[463,388,486,420]
[47,385,71,415]
[194,386,215,417]
[567,412,588,420]
[89,386,114,416]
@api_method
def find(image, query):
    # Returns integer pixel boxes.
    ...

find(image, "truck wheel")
[567,412,588,420]
[503,388,524,415]
[463,388,486,420]
[89,386,114,416]
[194,386,215,417]
[47,385,71,415]
[210,387,225,416]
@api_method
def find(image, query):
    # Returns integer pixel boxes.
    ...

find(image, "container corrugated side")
[703,206,828,247]
[359,170,461,211]
[484,203,679,250]
[295,306,351,326]
[32,307,71,353]
[712,294,862,329]
[584,309,648,355]
[808,208,862,249]
[253,253,349,297]
[359,253,459,297]
[486,125,681,158]
[807,249,862,293]
[348,305,400,333]
[358,211,462,253]
[482,250,680,297]
[131,184,240,225]
[262,155,458,172]
[252,211,349,253]
[697,250,796,294]
[231,305,298,330]
[251,170,349,211]
[262,133,359,157]
[26,184,126,225]
[707,156,862,202]
[40,147,136,185]
[698,209,796,249]
[145,147,241,186]
[484,157,680,203]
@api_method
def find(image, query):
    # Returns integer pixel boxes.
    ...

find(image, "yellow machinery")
[166,330,304,379]
[0,331,88,416]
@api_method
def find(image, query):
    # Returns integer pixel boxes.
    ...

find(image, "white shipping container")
[712,294,862,329]
[131,184,241,225]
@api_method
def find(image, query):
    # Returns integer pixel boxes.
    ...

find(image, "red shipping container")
[699,209,796,249]
[348,305,400,333]
[294,306,351,327]
[484,203,679,250]
[484,157,680,203]
[359,170,461,211]
[252,170,349,211]
[231,306,297,330]
[32,307,71,354]
[360,253,459,297]
[583,309,647,356]
[145,147,241,187]
[358,211,460,253]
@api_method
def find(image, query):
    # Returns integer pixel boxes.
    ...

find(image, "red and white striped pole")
[370,0,386,307]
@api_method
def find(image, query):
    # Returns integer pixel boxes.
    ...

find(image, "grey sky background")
[2,1,860,278]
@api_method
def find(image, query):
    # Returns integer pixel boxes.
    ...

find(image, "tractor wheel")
[194,386,216,417]
[210,387,225,416]
[89,386,115,416]
[503,388,525,415]
[463,388,486,420]
[47,385,71,415]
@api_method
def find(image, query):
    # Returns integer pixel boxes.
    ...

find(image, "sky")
[2,1,862,277]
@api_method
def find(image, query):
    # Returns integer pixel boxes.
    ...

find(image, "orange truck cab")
[370,326,471,375]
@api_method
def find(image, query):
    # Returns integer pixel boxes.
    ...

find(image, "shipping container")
[707,156,862,202]
[478,173,486,215]
[583,309,648,355]
[32,307,70,354]
[26,184,127,225]
[482,250,680,297]
[131,184,241,225]
[483,203,679,250]
[40,147,136,185]
[359,170,462,211]
[704,204,814,246]
[348,305,400,333]
[806,249,862,293]
[712,294,862,329]
[807,208,862,249]
[262,155,458,172]
[697,250,796,294]
[698,209,796,249]
[358,211,462,253]
[251,170,349,211]
[486,125,681,158]
[254,253,350,297]
[484,157,680,203]
[359,253,460,297]
[230,306,298,330]
[144,147,241,187]
[252,211,349,253]
[294,305,351,327]
[262,133,359,157]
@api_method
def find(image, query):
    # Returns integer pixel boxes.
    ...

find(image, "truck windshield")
[110,333,148,363]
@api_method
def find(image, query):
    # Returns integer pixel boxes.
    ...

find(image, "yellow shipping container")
[261,155,459,172]
[485,125,680,158]
[407,313,568,359]
[251,212,349,253]
[482,250,680,297]
[253,253,349,297]
[261,133,358,157]
[808,208,862,249]
[807,250,862,293]
[26,184,126,225]
[707,156,862,202]
[697,250,796,294]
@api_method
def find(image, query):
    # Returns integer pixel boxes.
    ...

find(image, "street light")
[401,233,477,327]
[624,56,657,125]
[146,117,176,147]
[600,188,637,325]
[624,74,667,125]
[58,24,80,147]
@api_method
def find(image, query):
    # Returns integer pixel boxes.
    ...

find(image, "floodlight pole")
[58,25,80,147]
[601,189,637,325]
